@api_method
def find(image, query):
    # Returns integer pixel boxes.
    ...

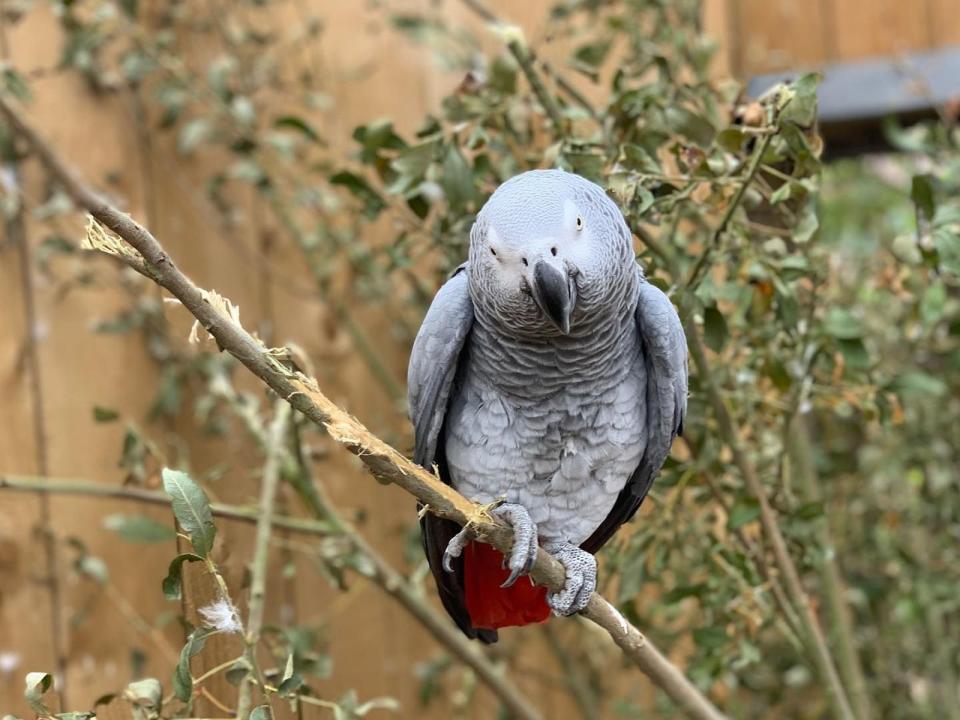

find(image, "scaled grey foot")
[492,503,539,588]
[440,503,539,585]
[543,541,596,616]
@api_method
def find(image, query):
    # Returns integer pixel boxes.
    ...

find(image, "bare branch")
[237,401,290,720]
[0,475,336,535]
[0,93,726,720]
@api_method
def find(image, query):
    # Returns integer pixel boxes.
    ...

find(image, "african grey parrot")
[408,169,688,643]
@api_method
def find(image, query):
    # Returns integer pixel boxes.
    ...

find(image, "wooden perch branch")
[0,94,726,720]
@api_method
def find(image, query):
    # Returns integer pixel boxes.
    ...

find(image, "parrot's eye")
[575,215,583,231]
[490,248,497,257]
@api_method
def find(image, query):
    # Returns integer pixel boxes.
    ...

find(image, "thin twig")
[645,193,855,720]
[460,0,565,135]
[541,624,599,720]
[0,475,337,536]
[684,321,855,720]
[684,132,775,291]
[237,401,290,720]
[3,146,68,709]
[0,93,726,720]
[788,417,871,720]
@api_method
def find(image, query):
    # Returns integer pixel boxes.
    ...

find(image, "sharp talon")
[442,526,472,574]
[501,566,522,588]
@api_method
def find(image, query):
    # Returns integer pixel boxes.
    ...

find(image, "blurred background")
[1,1,959,719]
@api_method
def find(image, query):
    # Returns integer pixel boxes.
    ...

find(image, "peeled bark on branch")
[0,94,726,720]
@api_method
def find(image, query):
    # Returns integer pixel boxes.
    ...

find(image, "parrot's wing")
[581,273,688,554]
[408,264,496,642]
[408,264,473,467]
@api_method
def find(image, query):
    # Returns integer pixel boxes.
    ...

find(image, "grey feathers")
[407,169,689,639]
[407,264,473,467]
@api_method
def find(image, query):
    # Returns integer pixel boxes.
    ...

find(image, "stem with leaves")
[684,308,855,720]
[236,401,291,720]
[0,92,726,720]
[788,416,871,720]
[460,0,566,135]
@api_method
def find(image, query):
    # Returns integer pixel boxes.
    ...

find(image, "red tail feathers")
[463,541,550,630]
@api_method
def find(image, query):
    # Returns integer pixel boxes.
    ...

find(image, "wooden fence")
[1,1,957,718]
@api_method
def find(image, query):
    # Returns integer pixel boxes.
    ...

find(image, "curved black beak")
[532,261,577,334]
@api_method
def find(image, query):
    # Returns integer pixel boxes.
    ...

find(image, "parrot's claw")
[442,526,473,573]
[543,542,597,616]
[492,503,539,588]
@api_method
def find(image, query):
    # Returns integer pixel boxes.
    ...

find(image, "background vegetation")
[1,1,958,719]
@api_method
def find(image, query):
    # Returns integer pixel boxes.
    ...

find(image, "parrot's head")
[468,169,635,338]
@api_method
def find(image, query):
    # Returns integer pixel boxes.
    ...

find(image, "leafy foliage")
[3,0,960,718]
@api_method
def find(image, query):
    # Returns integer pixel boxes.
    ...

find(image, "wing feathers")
[581,273,688,553]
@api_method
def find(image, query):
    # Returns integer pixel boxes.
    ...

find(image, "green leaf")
[770,182,793,205]
[824,308,863,340]
[664,107,715,147]
[560,150,605,182]
[162,468,216,557]
[121,677,162,714]
[920,280,947,325]
[225,658,252,686]
[2,67,32,102]
[92,406,119,423]
[55,713,94,720]
[230,96,256,128]
[178,118,213,155]
[572,40,612,76]
[78,554,109,584]
[25,673,53,715]
[911,174,936,223]
[837,338,870,370]
[663,584,707,603]
[162,553,204,600]
[728,498,761,529]
[388,140,438,193]
[249,706,271,720]
[894,371,947,398]
[105,514,176,543]
[489,54,517,94]
[702,306,729,353]
[277,653,303,695]
[274,116,324,145]
[933,227,960,274]
[780,72,821,127]
[173,630,212,702]
[716,127,745,153]
[795,501,825,521]
[793,204,819,243]
[440,145,475,211]
[693,626,728,650]
[330,171,387,220]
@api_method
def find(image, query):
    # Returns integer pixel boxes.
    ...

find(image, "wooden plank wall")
[1,1,959,718]
[708,0,960,77]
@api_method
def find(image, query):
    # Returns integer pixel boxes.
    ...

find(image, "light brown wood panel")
[703,0,734,77]
[730,0,829,75]
[4,5,184,712]
[0,177,57,714]
[928,0,960,47]
[819,0,933,61]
